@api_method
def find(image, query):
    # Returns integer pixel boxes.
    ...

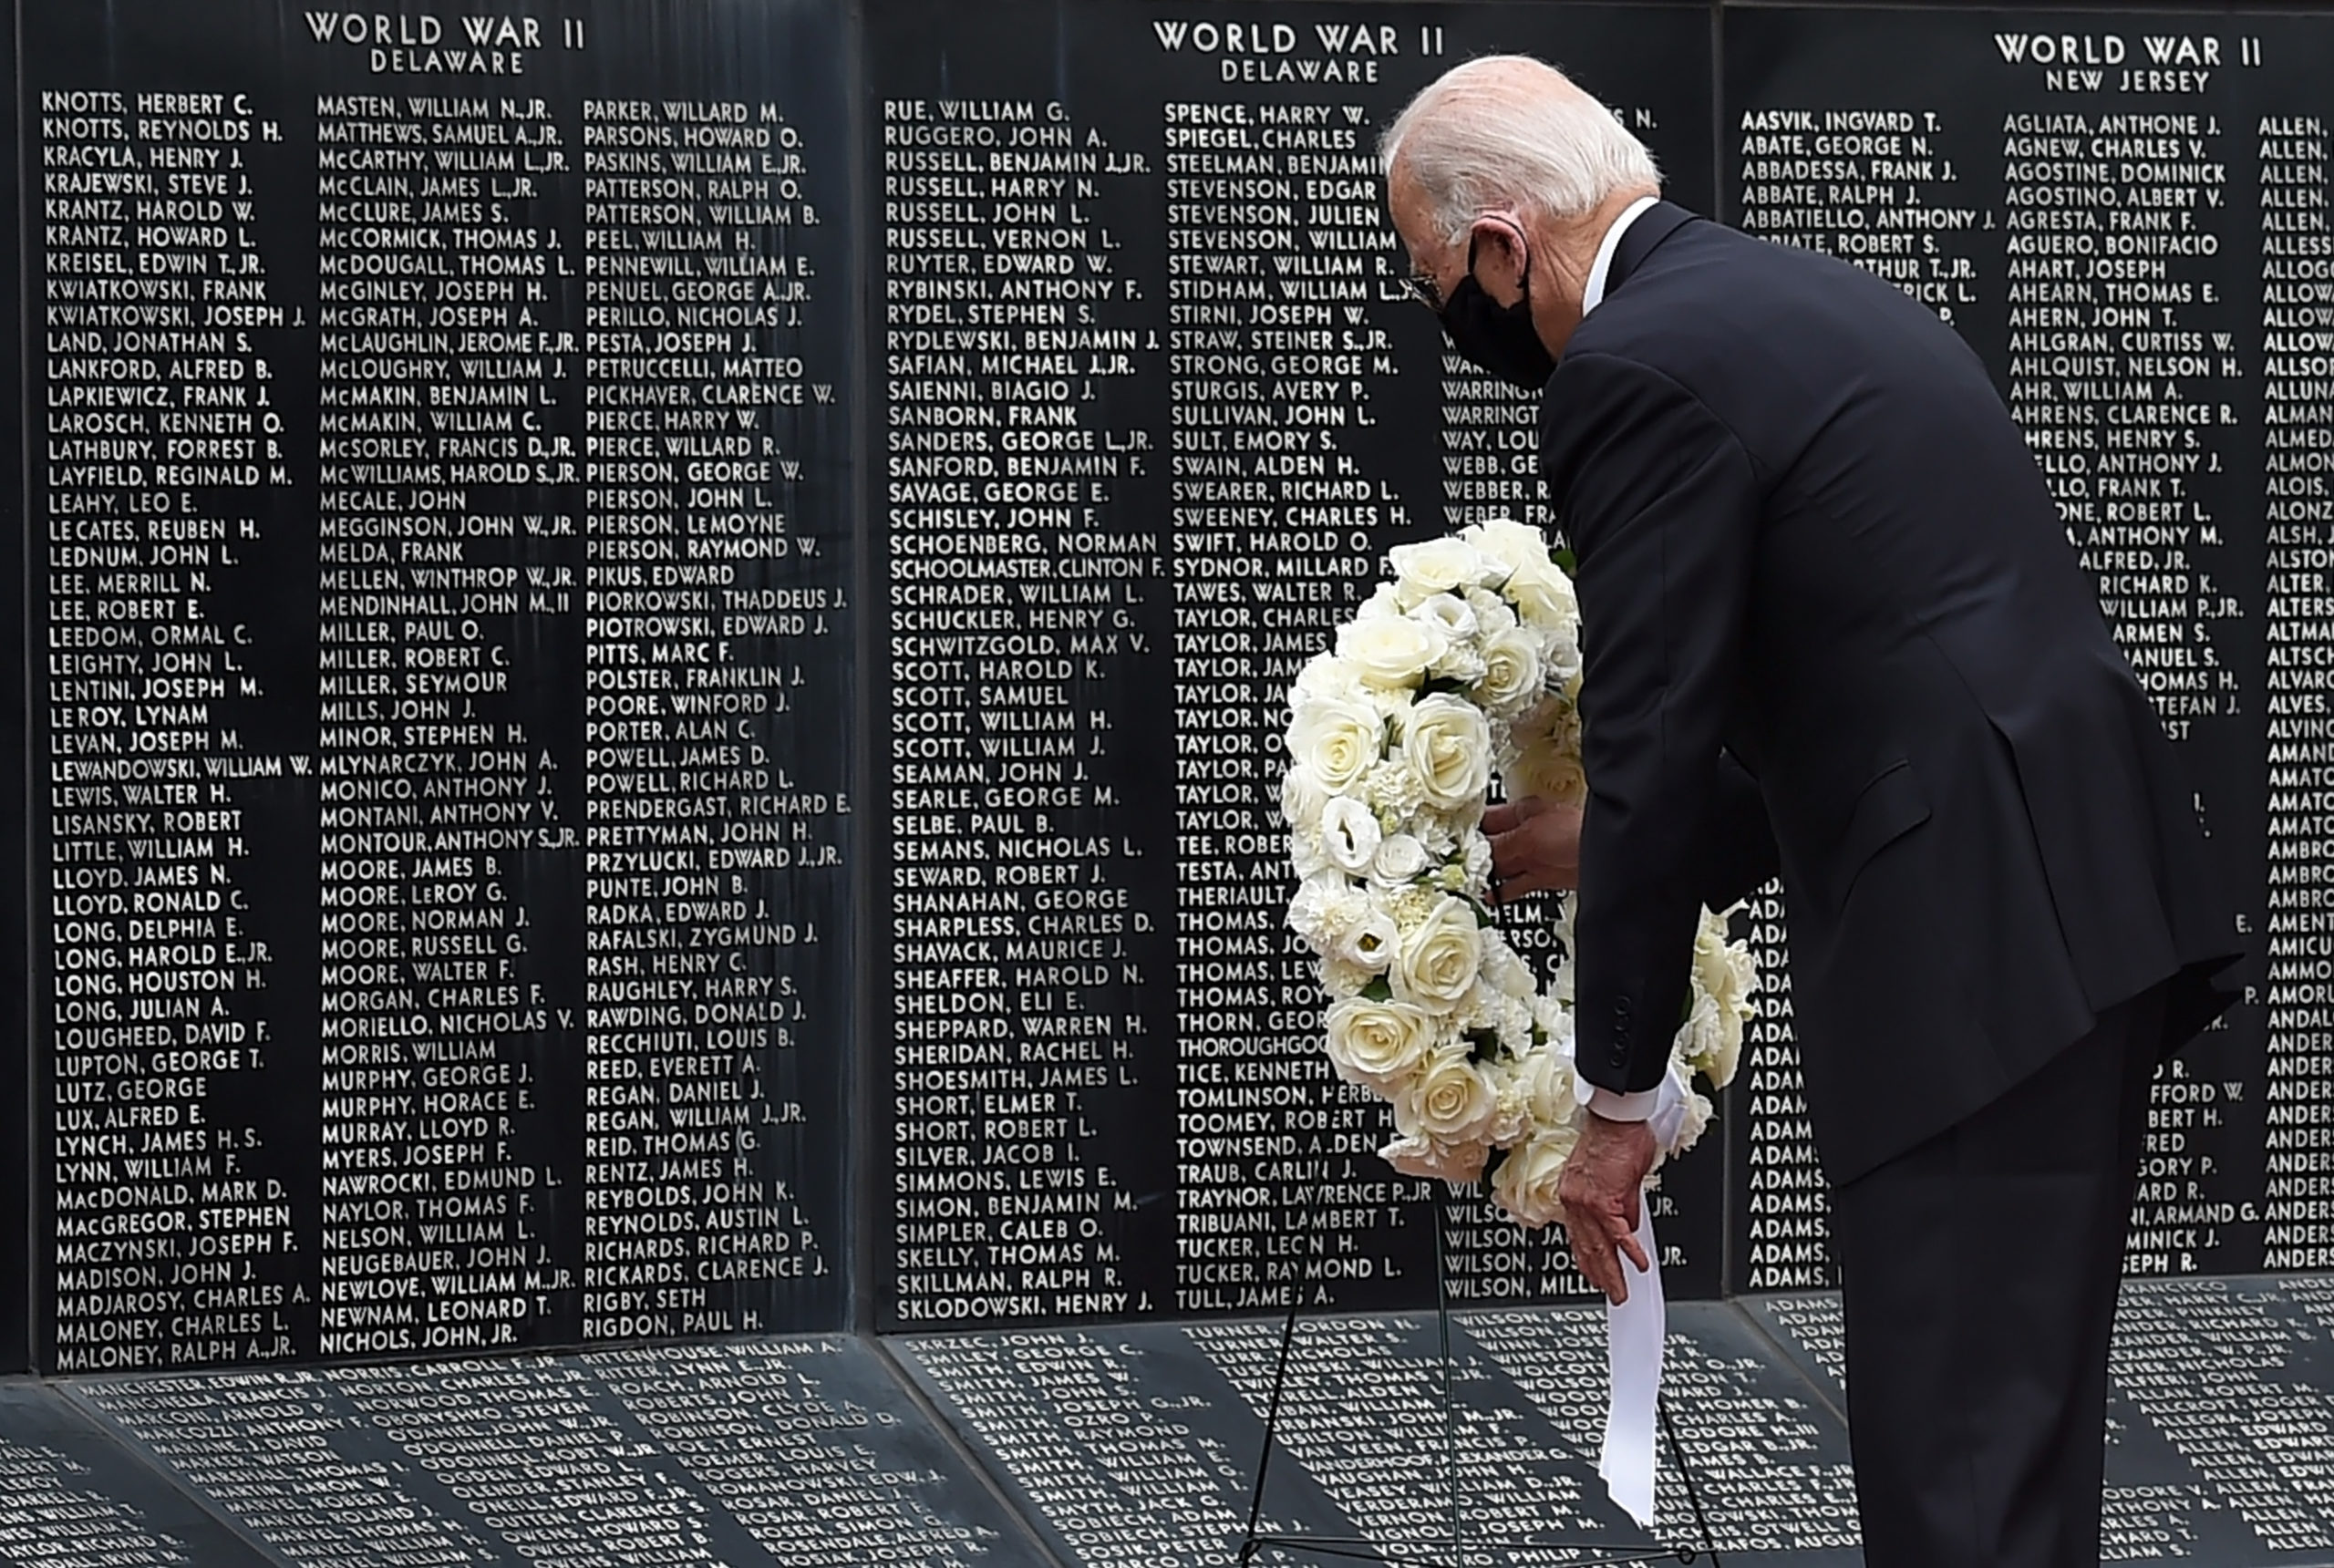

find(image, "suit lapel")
[1602,200,1698,297]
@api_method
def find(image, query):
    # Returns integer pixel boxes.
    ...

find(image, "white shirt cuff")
[1585,1085,1662,1122]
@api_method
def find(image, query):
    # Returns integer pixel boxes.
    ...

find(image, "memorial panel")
[26,0,856,1373]
[1746,1280,2334,1564]
[896,1301,1857,1566]
[75,1337,1032,1566]
[868,0,1721,1332]
[1722,5,2330,1287]
[0,1385,274,1566]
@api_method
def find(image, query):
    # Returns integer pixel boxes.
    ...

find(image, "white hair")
[1379,55,1660,244]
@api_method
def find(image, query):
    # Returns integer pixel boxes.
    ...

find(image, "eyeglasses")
[1403,228,1511,315]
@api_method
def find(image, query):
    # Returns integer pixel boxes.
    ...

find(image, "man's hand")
[1483,797,1583,902]
[1558,1112,1658,1305]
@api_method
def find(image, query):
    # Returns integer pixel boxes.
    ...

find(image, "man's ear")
[1466,214,1530,307]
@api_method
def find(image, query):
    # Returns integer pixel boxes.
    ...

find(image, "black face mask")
[1437,234,1556,393]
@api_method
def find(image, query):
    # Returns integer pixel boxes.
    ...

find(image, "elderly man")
[1379,55,2241,1568]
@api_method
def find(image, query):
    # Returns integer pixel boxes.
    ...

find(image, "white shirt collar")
[1580,194,1661,316]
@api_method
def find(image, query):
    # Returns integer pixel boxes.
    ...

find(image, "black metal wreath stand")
[1233,1179,1722,1568]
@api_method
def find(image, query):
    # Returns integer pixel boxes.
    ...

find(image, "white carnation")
[1481,937,1537,1000]
[1464,586,1518,635]
[1286,871,1366,950]
[1361,757,1428,821]
[1290,650,1366,706]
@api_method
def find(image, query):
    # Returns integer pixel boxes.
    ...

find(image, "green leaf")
[1464,1027,1503,1064]
[1552,546,1577,577]
[1420,676,1466,697]
[1361,975,1393,1002]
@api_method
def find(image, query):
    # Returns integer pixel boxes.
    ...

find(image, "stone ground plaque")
[70,1337,1040,1566]
[896,1300,1856,1566]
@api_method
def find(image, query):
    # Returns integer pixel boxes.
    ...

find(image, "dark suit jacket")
[1542,201,2242,1182]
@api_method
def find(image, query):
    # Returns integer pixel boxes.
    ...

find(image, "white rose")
[1369,832,1430,888]
[1389,537,1498,607]
[1391,895,1482,1012]
[1337,613,1446,690]
[1395,1046,1501,1144]
[1460,517,1553,577]
[1503,559,1576,637]
[1323,997,1436,1089]
[1320,795,1382,874]
[1514,1044,1579,1128]
[1410,593,1477,643]
[1491,1129,1577,1230]
[1472,627,1544,716]
[1280,765,1332,834]
[1287,694,1385,793]
[1381,1133,1489,1184]
[1505,719,1586,807]
[1356,582,1404,619]
[1399,695,1492,811]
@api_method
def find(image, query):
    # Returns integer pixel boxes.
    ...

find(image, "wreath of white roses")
[1279,518,1758,1230]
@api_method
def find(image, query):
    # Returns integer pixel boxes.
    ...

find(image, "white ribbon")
[1594,1066,1692,1528]
[1598,1201,1664,1526]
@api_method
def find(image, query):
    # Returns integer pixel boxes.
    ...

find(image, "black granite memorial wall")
[25,0,857,1376]
[3,0,2331,1385]
[867,0,1720,1333]
[1722,5,2332,1293]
